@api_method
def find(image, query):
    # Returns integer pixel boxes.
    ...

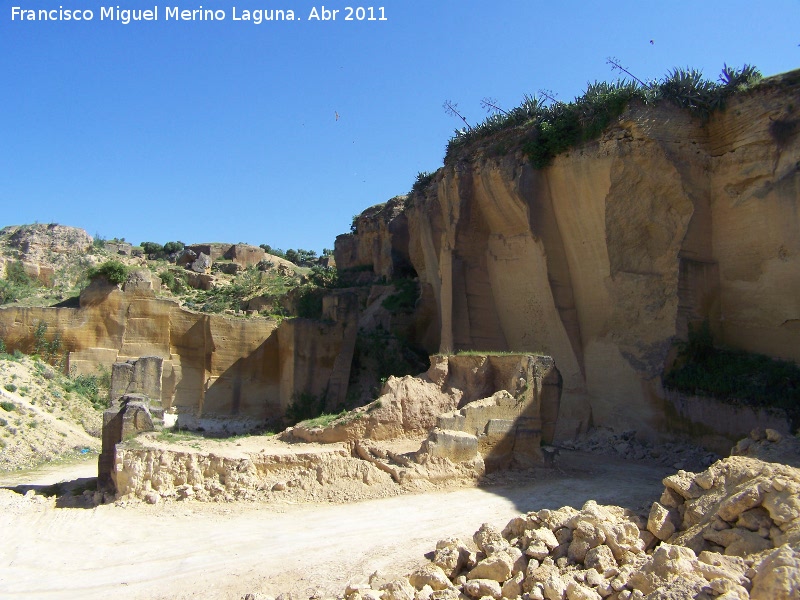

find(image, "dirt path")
[0,453,670,600]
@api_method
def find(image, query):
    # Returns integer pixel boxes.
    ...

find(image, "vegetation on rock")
[87,260,129,285]
[442,62,763,169]
[664,321,800,425]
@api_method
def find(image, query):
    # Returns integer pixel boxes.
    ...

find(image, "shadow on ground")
[1,476,99,508]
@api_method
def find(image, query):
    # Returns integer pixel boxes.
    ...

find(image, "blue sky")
[1,1,798,252]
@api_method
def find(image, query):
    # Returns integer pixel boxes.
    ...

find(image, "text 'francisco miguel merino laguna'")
[10,6,388,24]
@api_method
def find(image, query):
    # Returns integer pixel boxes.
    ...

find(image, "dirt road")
[0,453,670,600]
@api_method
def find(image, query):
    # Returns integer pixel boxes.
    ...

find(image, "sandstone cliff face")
[337,72,800,441]
[335,196,413,279]
[0,278,354,431]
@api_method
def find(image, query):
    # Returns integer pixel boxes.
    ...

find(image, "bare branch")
[537,88,559,105]
[443,100,472,131]
[480,97,510,116]
[606,57,648,87]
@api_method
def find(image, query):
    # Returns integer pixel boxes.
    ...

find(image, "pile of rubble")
[560,428,719,472]
[328,449,800,600]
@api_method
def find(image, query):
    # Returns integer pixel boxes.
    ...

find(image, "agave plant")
[658,68,721,115]
[719,63,762,88]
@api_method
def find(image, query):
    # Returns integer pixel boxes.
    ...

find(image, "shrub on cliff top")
[444,62,762,168]
[87,260,128,285]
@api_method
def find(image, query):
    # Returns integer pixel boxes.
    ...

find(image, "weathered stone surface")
[647,502,676,541]
[500,572,524,599]
[338,75,800,440]
[583,545,616,573]
[408,564,451,591]
[98,396,157,490]
[189,252,212,273]
[467,552,513,582]
[473,523,509,556]
[703,527,772,556]
[110,356,163,406]
[291,353,559,465]
[565,581,601,600]
[542,571,568,600]
[432,539,470,579]
[380,579,416,600]
[422,430,479,464]
[750,544,800,600]
[462,578,501,599]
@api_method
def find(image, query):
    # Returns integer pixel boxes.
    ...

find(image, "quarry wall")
[337,72,800,441]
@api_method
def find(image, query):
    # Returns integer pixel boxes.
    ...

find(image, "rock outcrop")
[0,223,94,287]
[335,72,800,441]
[0,276,356,432]
[291,354,559,446]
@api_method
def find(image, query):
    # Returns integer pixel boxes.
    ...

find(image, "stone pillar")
[109,356,163,407]
[98,394,156,492]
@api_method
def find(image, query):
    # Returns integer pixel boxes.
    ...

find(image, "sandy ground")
[0,452,671,600]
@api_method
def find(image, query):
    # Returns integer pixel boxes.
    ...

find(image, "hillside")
[0,224,320,316]
[0,353,102,470]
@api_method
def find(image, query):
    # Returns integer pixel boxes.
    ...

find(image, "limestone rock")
[462,578,501,599]
[565,581,601,600]
[474,523,509,556]
[583,545,617,573]
[189,252,212,273]
[500,572,523,599]
[432,539,470,578]
[647,503,676,541]
[467,551,513,582]
[380,579,416,600]
[750,544,800,600]
[408,564,451,591]
[541,572,568,600]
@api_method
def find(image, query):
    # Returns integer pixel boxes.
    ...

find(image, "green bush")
[3,384,17,394]
[1,399,15,410]
[140,241,163,256]
[159,269,187,294]
[87,260,128,285]
[307,265,339,289]
[445,63,762,167]
[409,171,436,197]
[32,321,63,364]
[140,241,184,259]
[381,278,418,313]
[664,321,800,425]
[64,369,110,410]
[163,241,185,255]
[0,261,39,305]
[284,392,326,425]
[295,286,324,320]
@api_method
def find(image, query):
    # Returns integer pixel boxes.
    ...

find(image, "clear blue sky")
[1,1,797,253]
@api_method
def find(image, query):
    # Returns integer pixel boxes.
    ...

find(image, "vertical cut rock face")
[0,278,356,430]
[336,72,800,440]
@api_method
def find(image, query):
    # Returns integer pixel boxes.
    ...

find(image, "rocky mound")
[562,427,720,473]
[731,428,800,468]
[328,454,800,600]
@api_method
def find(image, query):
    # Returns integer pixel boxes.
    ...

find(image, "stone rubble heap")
[560,427,719,472]
[330,452,800,600]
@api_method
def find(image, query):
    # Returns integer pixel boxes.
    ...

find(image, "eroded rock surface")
[335,73,800,441]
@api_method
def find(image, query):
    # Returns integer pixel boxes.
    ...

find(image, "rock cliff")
[336,71,800,441]
[0,275,354,431]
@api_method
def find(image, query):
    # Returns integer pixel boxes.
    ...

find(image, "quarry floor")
[0,450,672,600]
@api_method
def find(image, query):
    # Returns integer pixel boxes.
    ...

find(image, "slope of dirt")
[0,451,671,600]
[0,355,102,470]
